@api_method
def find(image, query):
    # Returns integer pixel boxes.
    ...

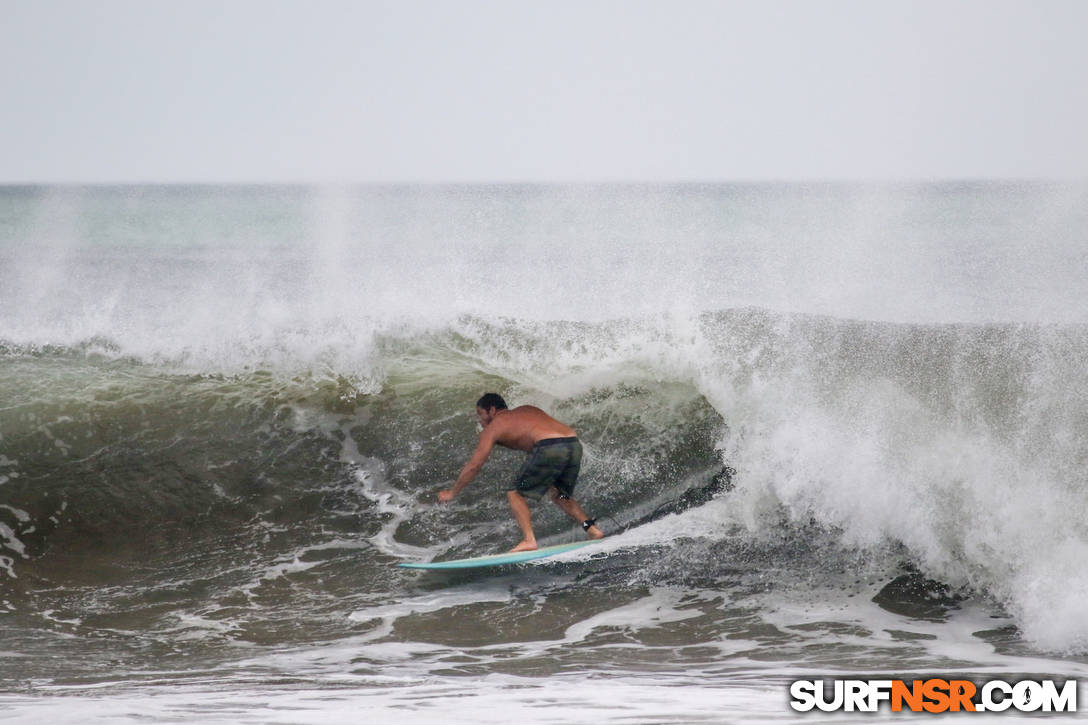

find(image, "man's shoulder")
[496,406,537,428]
[509,405,544,415]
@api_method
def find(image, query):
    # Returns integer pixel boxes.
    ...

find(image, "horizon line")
[2,176,1086,187]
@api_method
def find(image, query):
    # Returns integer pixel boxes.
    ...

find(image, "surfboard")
[397,540,597,570]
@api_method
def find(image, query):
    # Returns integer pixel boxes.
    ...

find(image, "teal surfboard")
[397,540,597,570]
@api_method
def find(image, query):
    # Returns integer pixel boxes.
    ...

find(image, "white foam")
[708,364,1088,653]
[0,521,26,558]
[0,675,794,724]
[347,585,514,642]
[336,418,443,561]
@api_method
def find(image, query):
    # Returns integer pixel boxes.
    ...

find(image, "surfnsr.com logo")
[789,679,1077,713]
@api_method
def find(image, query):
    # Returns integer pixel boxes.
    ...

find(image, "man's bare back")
[485,405,577,453]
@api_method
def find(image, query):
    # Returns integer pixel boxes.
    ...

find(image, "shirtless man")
[438,393,605,552]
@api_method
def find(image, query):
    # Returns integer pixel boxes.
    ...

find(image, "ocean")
[1,183,1087,722]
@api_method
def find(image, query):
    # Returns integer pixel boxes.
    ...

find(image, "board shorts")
[508,437,583,502]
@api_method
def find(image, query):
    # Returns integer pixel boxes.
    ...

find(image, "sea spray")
[3,184,1088,704]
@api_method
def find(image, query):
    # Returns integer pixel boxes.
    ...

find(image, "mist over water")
[1,183,1087,720]
[4,183,1088,359]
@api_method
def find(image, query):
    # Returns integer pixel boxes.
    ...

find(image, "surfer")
[438,393,606,552]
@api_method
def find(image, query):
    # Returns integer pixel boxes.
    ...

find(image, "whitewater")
[1,182,1087,722]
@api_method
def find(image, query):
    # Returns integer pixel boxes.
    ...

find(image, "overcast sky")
[3,0,1088,183]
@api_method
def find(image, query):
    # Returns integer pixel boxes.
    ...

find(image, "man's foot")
[509,539,538,552]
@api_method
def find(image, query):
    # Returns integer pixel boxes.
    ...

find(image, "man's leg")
[549,487,605,540]
[507,490,538,552]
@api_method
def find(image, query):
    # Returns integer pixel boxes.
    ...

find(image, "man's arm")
[438,430,496,503]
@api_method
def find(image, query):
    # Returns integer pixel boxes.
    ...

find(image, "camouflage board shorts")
[508,437,583,501]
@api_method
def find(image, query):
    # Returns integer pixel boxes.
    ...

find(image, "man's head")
[475,392,508,427]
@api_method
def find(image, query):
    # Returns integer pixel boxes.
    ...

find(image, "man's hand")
[437,489,455,503]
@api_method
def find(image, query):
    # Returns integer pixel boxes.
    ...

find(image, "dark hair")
[476,393,508,411]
